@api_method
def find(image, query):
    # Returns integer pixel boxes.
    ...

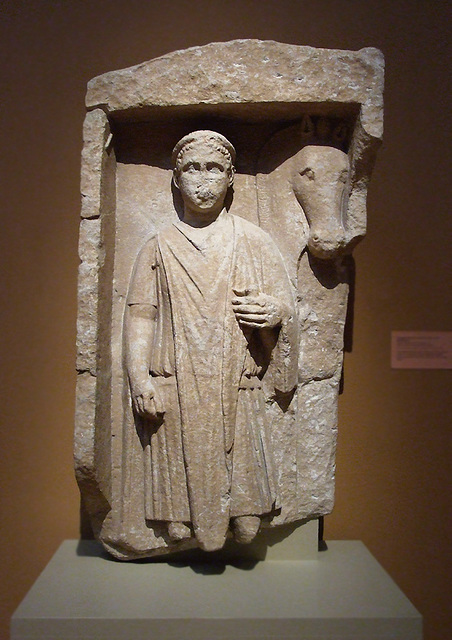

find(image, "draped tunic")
[127,212,297,550]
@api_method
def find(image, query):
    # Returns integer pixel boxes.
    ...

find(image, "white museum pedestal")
[11,532,422,640]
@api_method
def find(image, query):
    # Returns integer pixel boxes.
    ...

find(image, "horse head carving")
[292,145,351,260]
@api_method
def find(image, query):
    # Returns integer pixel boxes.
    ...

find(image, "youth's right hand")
[132,378,165,421]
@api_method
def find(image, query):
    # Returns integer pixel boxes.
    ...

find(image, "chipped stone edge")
[85,40,384,137]
[75,108,112,534]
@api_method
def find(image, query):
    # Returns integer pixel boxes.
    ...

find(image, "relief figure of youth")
[125,131,298,552]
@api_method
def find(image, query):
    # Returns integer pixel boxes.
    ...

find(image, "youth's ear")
[228,166,235,187]
[173,169,180,190]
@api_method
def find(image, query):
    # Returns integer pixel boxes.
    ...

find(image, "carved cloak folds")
[126,213,298,551]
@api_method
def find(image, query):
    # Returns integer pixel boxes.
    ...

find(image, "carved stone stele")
[75,40,384,559]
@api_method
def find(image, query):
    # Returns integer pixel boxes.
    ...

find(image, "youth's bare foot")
[232,515,261,544]
[168,521,191,541]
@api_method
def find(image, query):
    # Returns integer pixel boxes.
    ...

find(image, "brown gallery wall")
[0,2,450,639]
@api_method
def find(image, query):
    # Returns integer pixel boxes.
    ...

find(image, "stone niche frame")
[75,40,383,559]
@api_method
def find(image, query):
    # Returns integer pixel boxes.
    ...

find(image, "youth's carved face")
[174,142,234,217]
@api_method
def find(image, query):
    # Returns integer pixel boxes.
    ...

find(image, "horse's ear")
[333,123,348,144]
[300,114,315,140]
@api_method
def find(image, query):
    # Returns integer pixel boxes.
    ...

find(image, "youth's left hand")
[232,289,283,329]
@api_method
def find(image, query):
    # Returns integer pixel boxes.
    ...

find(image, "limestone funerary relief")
[75,40,383,559]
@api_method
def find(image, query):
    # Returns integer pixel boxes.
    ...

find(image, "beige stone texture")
[86,40,383,138]
[75,40,383,559]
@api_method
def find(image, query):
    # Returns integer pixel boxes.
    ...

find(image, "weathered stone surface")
[76,218,101,374]
[80,109,110,220]
[86,40,383,139]
[74,371,109,536]
[75,40,383,559]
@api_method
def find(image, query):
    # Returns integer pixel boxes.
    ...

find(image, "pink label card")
[391,331,452,369]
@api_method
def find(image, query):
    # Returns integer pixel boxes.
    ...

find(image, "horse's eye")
[300,167,315,181]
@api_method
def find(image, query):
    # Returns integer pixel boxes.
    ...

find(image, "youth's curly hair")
[172,130,236,172]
